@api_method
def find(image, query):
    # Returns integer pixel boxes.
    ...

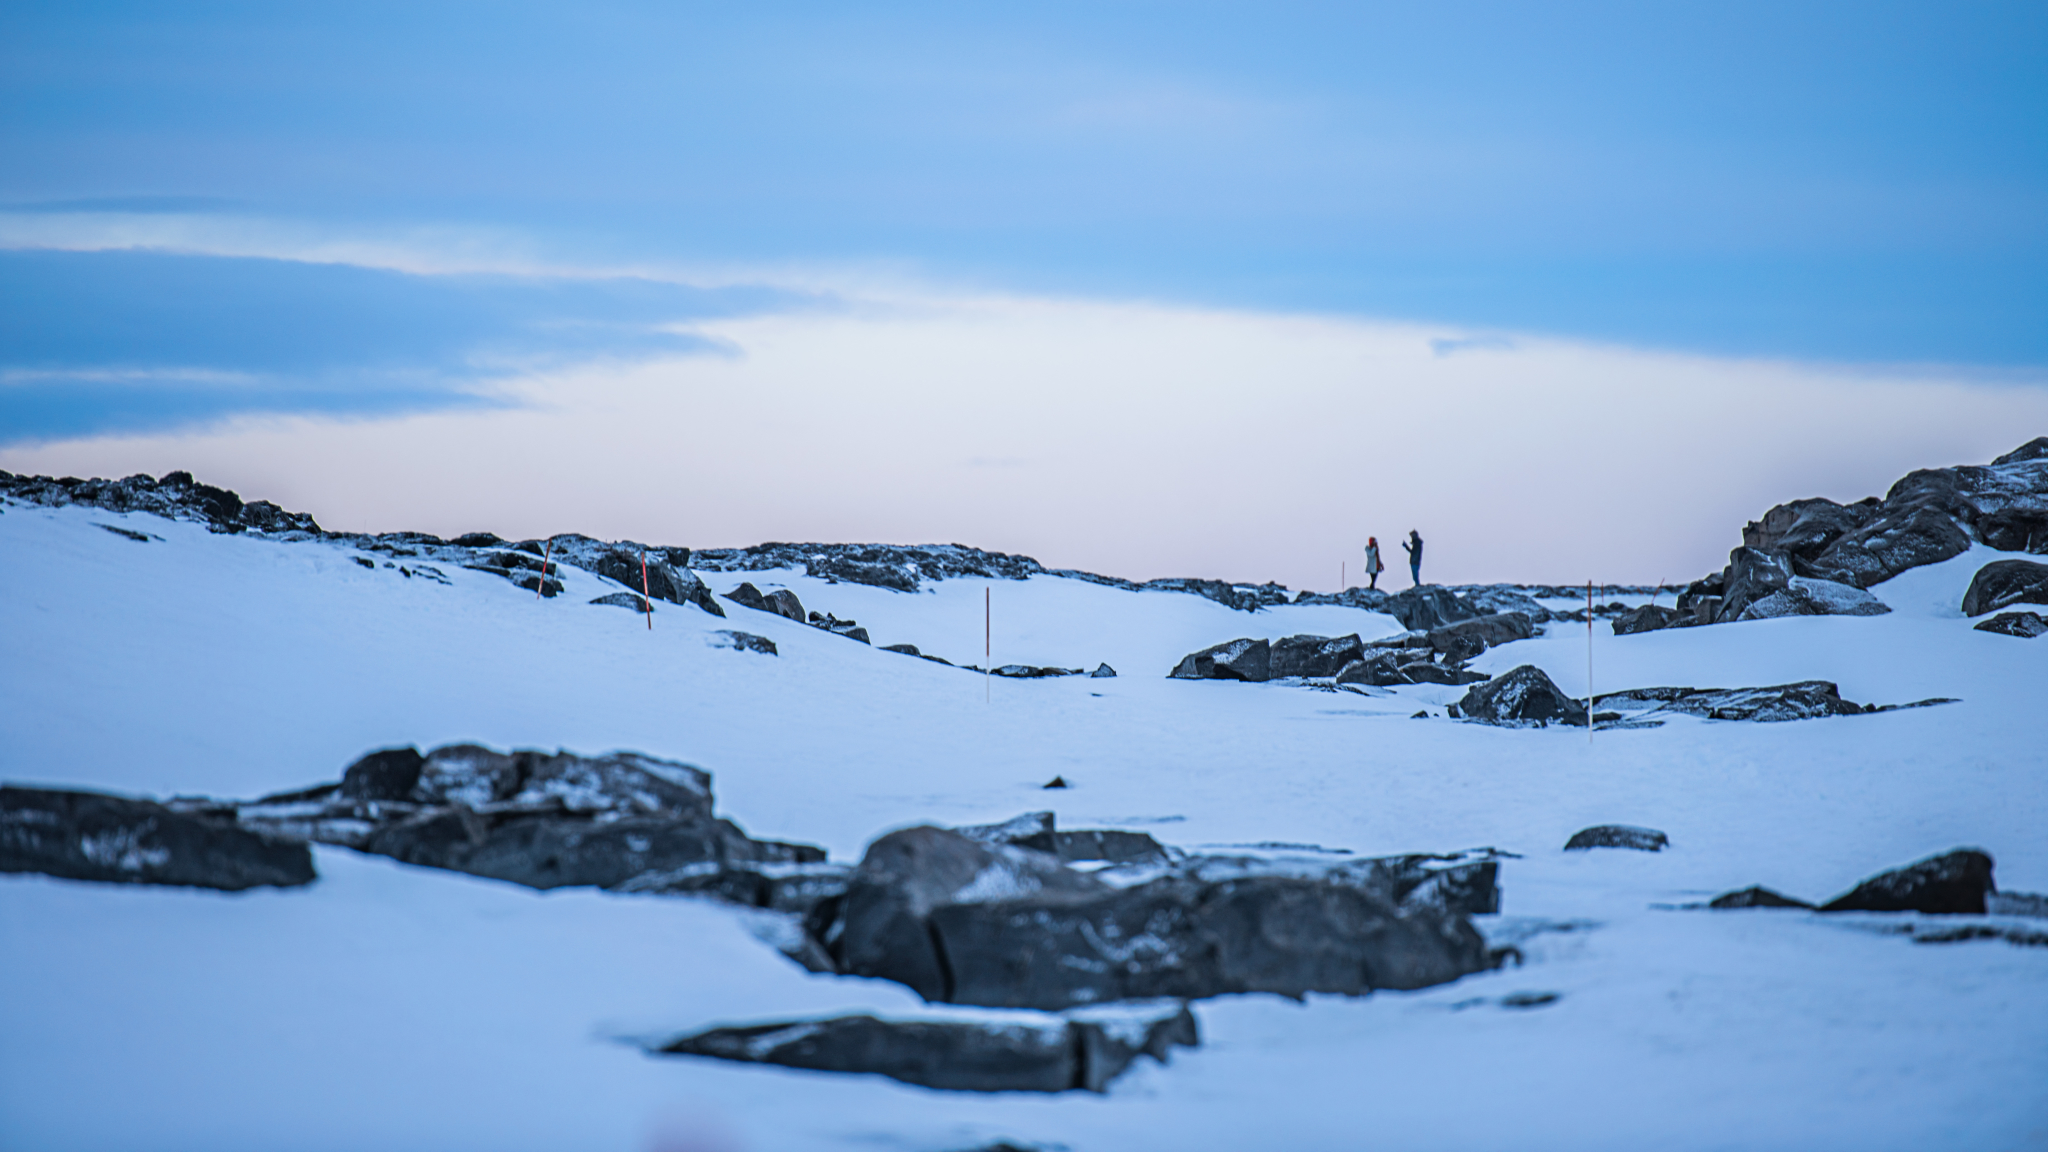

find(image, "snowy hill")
[3,450,2046,1152]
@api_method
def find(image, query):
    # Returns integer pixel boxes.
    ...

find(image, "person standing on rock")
[1363,537,1385,590]
[1402,530,1424,586]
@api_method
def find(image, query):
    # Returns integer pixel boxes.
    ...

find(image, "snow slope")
[3,502,2044,1152]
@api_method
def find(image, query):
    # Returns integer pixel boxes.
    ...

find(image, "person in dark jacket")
[1401,530,1423,586]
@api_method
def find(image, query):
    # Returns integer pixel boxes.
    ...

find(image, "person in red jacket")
[1363,537,1385,590]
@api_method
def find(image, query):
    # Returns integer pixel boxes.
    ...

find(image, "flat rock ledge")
[655,1000,1198,1093]
[2,785,315,891]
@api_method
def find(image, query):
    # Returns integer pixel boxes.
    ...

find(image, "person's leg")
[1411,560,1421,586]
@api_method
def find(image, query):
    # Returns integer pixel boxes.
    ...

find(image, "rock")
[1089,663,1117,678]
[1989,891,2048,918]
[1456,666,1587,727]
[828,826,1109,1001]
[2,785,316,890]
[339,747,425,802]
[1994,436,2048,465]
[1398,660,1489,686]
[952,811,1056,845]
[1741,497,1881,567]
[1961,559,2048,617]
[711,630,777,655]
[1426,612,1535,660]
[614,860,853,914]
[589,592,651,612]
[1974,611,2048,638]
[1168,638,1271,682]
[722,581,771,612]
[808,556,920,591]
[1596,681,1866,723]
[1563,825,1669,852]
[1335,651,1410,686]
[582,547,725,617]
[1456,586,1552,623]
[656,1000,1198,1093]
[1611,603,1677,635]
[1380,586,1481,632]
[1735,576,1892,621]
[1807,505,1975,588]
[993,665,1082,678]
[1291,587,1393,611]
[1042,776,1069,789]
[234,744,824,891]
[1708,886,1813,909]
[1011,829,1172,866]
[1718,547,1795,620]
[1819,848,1994,914]
[1268,634,1364,678]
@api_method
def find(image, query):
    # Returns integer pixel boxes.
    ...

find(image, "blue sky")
[3,2,2047,583]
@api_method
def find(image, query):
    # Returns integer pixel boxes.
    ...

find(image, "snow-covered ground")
[3,502,2044,1152]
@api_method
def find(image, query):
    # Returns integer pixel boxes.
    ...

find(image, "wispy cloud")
[1430,334,1516,358]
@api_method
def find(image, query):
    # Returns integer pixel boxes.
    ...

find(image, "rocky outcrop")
[723,581,808,622]
[589,592,651,612]
[1564,825,1668,852]
[1708,886,1813,909]
[1453,666,1586,727]
[691,542,1042,591]
[1169,638,1271,681]
[233,744,823,890]
[656,1001,1198,1094]
[812,827,1503,1010]
[1974,611,2048,638]
[1735,577,1891,621]
[2,785,315,890]
[1961,559,2048,617]
[1591,682,1952,723]
[1820,849,1995,914]
[1379,586,1481,632]
[1090,663,1117,678]
[710,630,778,655]
[1269,634,1366,678]
[1611,603,1677,635]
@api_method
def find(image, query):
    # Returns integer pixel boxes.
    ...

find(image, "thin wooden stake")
[1587,580,1595,741]
[536,537,553,599]
[641,546,654,630]
[985,586,991,704]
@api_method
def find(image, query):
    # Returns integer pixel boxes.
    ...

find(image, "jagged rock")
[1456,666,1587,727]
[711,630,777,655]
[1380,586,1480,632]
[1735,576,1892,621]
[1010,829,1172,866]
[723,582,808,622]
[1719,547,1795,620]
[1820,849,1994,915]
[1426,612,1535,660]
[1398,660,1488,686]
[1090,663,1117,678]
[1455,587,1553,623]
[1169,638,1271,682]
[1596,682,1868,723]
[1269,634,1365,678]
[614,860,852,913]
[1335,651,1410,686]
[582,547,725,617]
[2,786,315,890]
[1989,891,2048,918]
[1709,886,1813,909]
[1961,559,2048,617]
[810,556,919,591]
[234,744,823,890]
[993,665,1082,678]
[589,592,651,612]
[1611,603,1677,635]
[656,1000,1198,1094]
[1563,825,1668,852]
[1974,611,2048,638]
[953,812,1056,844]
[1291,587,1393,610]
[818,827,1500,1010]
[807,611,870,643]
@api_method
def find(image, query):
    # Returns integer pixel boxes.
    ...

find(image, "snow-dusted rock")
[1961,559,2048,617]
[589,591,650,612]
[1611,603,1678,635]
[2,785,314,890]
[1820,848,1995,915]
[1089,662,1117,677]
[709,630,777,655]
[1379,586,1481,632]
[1335,650,1410,686]
[1973,611,2048,638]
[1708,886,1813,909]
[1564,825,1669,852]
[1169,637,1271,681]
[1268,633,1365,678]
[723,581,807,622]
[656,1000,1198,1093]
[1455,666,1587,727]
[1735,576,1892,620]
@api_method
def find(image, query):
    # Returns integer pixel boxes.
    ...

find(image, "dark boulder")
[1994,436,2048,465]
[1974,611,2048,638]
[1718,547,1794,620]
[711,630,777,655]
[1335,651,1410,686]
[1735,577,1891,621]
[809,556,919,591]
[993,665,1082,678]
[339,747,425,802]
[1820,849,1994,915]
[1380,586,1480,632]
[1268,634,1364,678]
[586,548,725,617]
[2,786,315,890]
[1596,681,1866,723]
[1742,497,1880,568]
[1709,886,1813,909]
[657,1001,1197,1094]
[1611,603,1677,635]
[728,582,809,622]
[1563,825,1669,852]
[1169,638,1271,682]
[1806,505,1974,589]
[1427,613,1535,660]
[1399,660,1488,686]
[1089,663,1117,678]
[723,581,771,612]
[589,592,651,612]
[1011,829,1172,867]
[1456,666,1586,727]
[1961,559,2048,617]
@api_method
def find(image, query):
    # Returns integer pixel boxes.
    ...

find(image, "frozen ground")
[2,502,2045,1152]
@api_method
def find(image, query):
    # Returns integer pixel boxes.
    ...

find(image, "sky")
[3,1,2046,586]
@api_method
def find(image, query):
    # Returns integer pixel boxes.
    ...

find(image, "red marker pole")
[985,586,991,704]
[536,537,553,599]
[1587,580,1595,741]
[638,545,655,627]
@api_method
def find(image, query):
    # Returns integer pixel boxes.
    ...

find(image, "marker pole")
[536,537,553,599]
[642,546,654,630]
[985,586,991,704]
[1587,580,1594,741]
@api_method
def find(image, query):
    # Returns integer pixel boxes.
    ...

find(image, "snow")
[3,501,2046,1151]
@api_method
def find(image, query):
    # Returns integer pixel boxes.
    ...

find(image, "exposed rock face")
[1961,559,2048,617]
[1090,663,1118,678]
[657,1001,1198,1094]
[1709,886,1813,909]
[1422,612,1536,660]
[1735,577,1891,621]
[1718,547,1795,620]
[1563,825,1669,852]
[234,745,822,890]
[710,630,778,655]
[1291,588,1393,610]
[816,827,1501,1010]
[573,543,725,617]
[1334,651,1410,686]
[1595,682,1878,723]
[1611,604,1677,635]
[992,665,1084,678]
[950,812,1171,867]
[1169,638,1271,682]
[2,786,315,890]
[691,542,1041,591]
[1380,586,1481,632]
[1268,634,1365,678]
[1455,587,1553,623]
[1820,849,1995,914]
[1974,611,2048,638]
[1455,666,1586,727]
[589,592,651,612]
[723,581,807,623]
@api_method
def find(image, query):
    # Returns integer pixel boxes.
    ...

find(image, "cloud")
[1430,334,1516,357]
[0,248,826,443]
[2,196,243,215]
